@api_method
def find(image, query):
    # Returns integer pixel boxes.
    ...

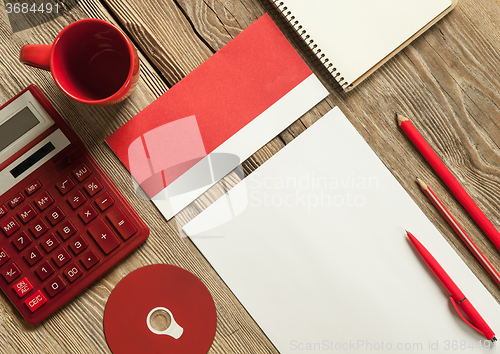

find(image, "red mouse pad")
[104,264,217,354]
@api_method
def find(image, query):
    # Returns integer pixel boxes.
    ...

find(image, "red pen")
[407,231,496,341]
[416,178,500,289]
[398,114,500,253]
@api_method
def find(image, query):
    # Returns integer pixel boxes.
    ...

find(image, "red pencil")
[417,177,500,288]
[407,231,496,341]
[398,114,500,252]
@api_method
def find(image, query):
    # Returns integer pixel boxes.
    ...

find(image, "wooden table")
[1,0,500,352]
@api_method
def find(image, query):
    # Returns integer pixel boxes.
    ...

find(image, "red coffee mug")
[20,19,140,106]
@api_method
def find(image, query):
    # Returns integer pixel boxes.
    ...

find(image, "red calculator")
[0,85,149,324]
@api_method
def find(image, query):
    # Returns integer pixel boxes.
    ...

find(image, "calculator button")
[107,207,137,240]
[78,205,98,224]
[0,248,10,267]
[12,231,32,251]
[1,217,20,237]
[46,206,65,226]
[41,233,60,253]
[25,290,47,312]
[88,220,121,254]
[34,191,54,211]
[53,248,71,268]
[45,276,66,297]
[13,277,33,298]
[25,180,42,195]
[24,246,43,266]
[64,263,83,283]
[9,193,25,209]
[95,192,114,211]
[29,218,49,239]
[35,261,54,281]
[83,177,103,197]
[18,204,37,224]
[81,249,100,270]
[56,176,75,195]
[72,163,92,182]
[67,190,87,210]
[57,220,77,240]
[2,263,21,283]
[0,205,7,219]
[69,235,88,255]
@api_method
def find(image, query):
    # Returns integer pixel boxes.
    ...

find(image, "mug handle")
[20,45,52,71]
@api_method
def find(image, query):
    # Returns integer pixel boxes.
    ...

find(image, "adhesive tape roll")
[104,264,217,354]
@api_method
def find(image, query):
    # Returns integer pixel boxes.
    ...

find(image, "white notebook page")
[184,107,500,354]
[282,0,452,86]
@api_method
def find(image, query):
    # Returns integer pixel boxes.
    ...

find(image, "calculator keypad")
[2,263,21,283]
[0,248,10,266]
[46,206,65,226]
[68,190,86,210]
[95,192,114,211]
[18,204,37,224]
[53,248,71,268]
[1,217,20,237]
[25,290,47,312]
[64,263,83,283]
[45,276,66,297]
[55,176,75,195]
[81,250,99,270]
[14,277,33,297]
[34,191,54,211]
[25,180,41,196]
[29,219,49,238]
[0,205,8,218]
[69,235,88,255]
[107,208,137,240]
[78,205,98,224]
[72,163,91,182]
[40,234,60,253]
[0,155,148,324]
[57,220,77,240]
[24,246,43,266]
[12,231,32,251]
[9,193,25,209]
[35,261,54,281]
[88,220,121,254]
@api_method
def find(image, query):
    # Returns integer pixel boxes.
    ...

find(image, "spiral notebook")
[268,0,458,91]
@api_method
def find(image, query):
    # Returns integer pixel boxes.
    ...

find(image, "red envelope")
[106,14,327,219]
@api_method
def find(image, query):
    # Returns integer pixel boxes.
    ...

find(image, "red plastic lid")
[104,264,217,353]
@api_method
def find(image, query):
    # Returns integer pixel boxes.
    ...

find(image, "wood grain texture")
[102,0,500,350]
[0,1,177,354]
[3,0,500,353]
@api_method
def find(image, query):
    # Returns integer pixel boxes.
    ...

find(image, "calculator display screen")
[0,107,40,152]
[10,142,56,178]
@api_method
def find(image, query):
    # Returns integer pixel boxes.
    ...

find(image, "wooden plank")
[103,0,500,351]
[0,2,281,353]
[0,2,223,354]
[102,0,500,325]
[3,0,500,352]
[103,0,500,290]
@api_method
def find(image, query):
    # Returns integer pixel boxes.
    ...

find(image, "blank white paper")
[184,107,500,353]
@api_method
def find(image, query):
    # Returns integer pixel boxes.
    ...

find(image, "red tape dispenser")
[104,264,217,354]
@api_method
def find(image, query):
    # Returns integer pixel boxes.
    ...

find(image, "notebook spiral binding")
[270,0,349,90]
